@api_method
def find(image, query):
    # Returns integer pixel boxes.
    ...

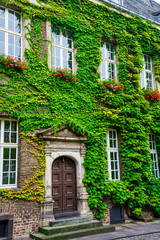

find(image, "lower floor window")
[0,119,18,187]
[1,148,17,185]
[149,134,159,178]
[107,129,120,180]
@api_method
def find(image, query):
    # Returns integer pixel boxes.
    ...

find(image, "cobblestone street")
[119,233,160,240]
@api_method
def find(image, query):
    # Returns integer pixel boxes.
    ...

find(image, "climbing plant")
[0,0,160,219]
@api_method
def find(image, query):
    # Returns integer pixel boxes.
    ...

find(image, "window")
[149,134,159,179]
[0,7,22,58]
[0,120,18,187]
[107,129,120,180]
[110,0,123,6]
[100,42,116,80]
[51,26,73,70]
[141,55,153,89]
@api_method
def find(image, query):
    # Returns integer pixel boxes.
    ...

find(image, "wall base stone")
[0,198,40,238]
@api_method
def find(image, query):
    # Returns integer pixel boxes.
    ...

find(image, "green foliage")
[1,0,160,218]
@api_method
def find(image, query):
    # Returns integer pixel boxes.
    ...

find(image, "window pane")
[52,26,60,45]
[110,139,113,148]
[115,171,119,180]
[10,160,16,171]
[8,34,14,44]
[10,172,16,184]
[0,42,5,53]
[8,20,14,32]
[3,148,9,159]
[3,161,9,171]
[2,173,9,185]
[112,171,115,180]
[109,131,112,138]
[11,121,17,131]
[4,132,10,143]
[111,161,114,170]
[15,13,21,33]
[0,7,5,28]
[8,45,14,56]
[11,148,16,159]
[4,121,10,131]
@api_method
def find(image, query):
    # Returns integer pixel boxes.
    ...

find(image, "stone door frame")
[37,126,92,225]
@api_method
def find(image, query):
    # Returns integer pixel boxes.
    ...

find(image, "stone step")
[49,216,92,227]
[39,220,102,235]
[30,225,115,240]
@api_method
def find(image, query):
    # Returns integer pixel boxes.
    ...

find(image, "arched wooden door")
[52,156,77,213]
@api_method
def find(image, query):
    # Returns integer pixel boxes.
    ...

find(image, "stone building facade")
[0,0,160,239]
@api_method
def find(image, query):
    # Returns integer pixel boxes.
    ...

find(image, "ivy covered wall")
[0,0,160,219]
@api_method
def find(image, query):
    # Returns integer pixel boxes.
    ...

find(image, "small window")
[149,134,159,179]
[51,26,73,70]
[141,55,153,89]
[110,0,123,6]
[107,129,120,180]
[0,7,22,58]
[0,119,18,187]
[100,42,116,80]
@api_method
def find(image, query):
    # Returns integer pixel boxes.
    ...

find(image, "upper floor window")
[149,134,159,179]
[0,119,18,187]
[0,7,22,58]
[141,55,153,89]
[100,42,116,80]
[51,26,73,70]
[107,129,120,180]
[110,0,123,5]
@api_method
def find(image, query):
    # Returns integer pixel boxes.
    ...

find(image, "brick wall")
[18,134,39,188]
[0,198,40,238]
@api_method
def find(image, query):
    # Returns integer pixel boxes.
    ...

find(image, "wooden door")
[52,156,77,213]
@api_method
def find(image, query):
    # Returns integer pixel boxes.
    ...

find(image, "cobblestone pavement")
[119,233,160,240]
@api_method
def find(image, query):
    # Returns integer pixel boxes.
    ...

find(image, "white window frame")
[107,129,120,180]
[0,119,18,188]
[0,6,22,58]
[110,0,123,5]
[141,55,153,89]
[100,42,117,81]
[51,26,74,71]
[149,134,159,179]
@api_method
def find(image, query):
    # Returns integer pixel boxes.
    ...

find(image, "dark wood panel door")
[52,157,77,213]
